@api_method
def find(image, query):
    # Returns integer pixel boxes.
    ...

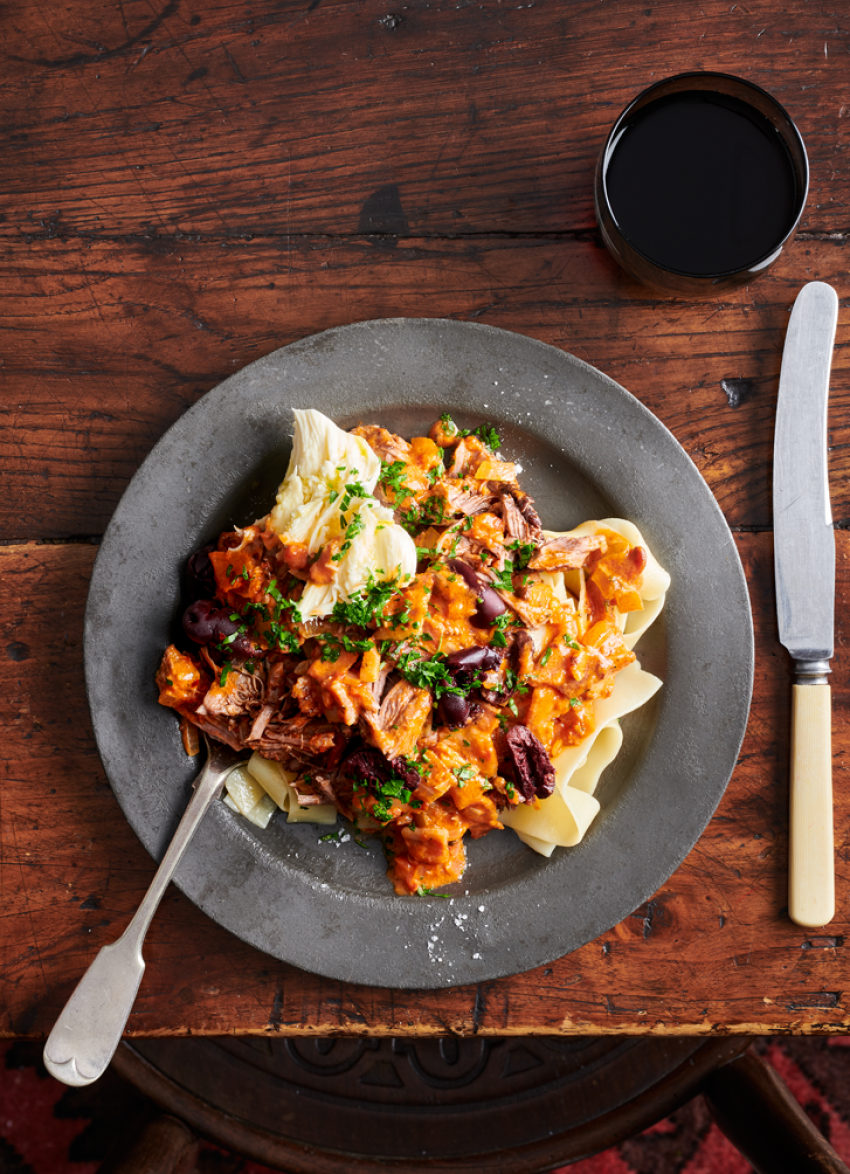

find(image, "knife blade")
[773,280,838,928]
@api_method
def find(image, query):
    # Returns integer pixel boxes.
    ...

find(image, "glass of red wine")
[594,72,809,296]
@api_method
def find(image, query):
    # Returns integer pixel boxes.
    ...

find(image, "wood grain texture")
[5,0,850,1042]
[1,0,849,238]
[2,233,849,538]
[2,536,849,1038]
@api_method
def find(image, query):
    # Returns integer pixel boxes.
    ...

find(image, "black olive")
[448,559,507,627]
[184,543,216,600]
[438,692,471,729]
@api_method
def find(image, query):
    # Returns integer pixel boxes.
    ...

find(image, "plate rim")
[84,316,754,988]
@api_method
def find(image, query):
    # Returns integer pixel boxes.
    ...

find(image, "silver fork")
[43,735,244,1087]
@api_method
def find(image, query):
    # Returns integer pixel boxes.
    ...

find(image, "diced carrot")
[474,459,517,482]
[449,774,487,811]
[156,646,210,710]
[209,549,266,602]
[307,651,357,682]
[360,645,381,683]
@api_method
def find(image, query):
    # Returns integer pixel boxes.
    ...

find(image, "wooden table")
[3,0,850,1042]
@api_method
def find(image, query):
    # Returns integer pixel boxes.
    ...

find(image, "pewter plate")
[85,319,753,989]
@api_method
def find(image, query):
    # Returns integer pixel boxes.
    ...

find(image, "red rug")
[3,1038,849,1172]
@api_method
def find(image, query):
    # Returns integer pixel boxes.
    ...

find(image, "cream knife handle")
[789,683,834,928]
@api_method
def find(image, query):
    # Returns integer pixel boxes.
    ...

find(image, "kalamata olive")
[438,692,471,729]
[470,583,506,628]
[445,646,503,675]
[448,559,507,628]
[344,748,392,783]
[182,600,261,659]
[448,558,481,594]
[228,631,264,659]
[505,724,556,800]
[182,599,222,644]
[184,543,216,600]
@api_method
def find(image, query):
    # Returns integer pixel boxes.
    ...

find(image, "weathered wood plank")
[2,234,849,539]
[1,0,848,238]
[2,536,849,1038]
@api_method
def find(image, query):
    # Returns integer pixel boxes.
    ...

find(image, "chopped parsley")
[505,539,535,569]
[268,623,301,654]
[339,480,370,515]
[331,510,366,562]
[491,562,516,591]
[379,460,409,495]
[396,650,465,699]
[502,668,530,696]
[490,612,513,647]
[438,415,502,452]
[331,574,399,629]
[400,495,445,534]
[473,423,502,451]
[540,647,554,667]
[426,454,445,486]
[319,633,374,661]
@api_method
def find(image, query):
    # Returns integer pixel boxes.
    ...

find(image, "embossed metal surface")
[85,319,754,987]
[118,1034,753,1170]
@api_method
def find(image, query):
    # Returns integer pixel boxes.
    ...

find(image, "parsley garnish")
[331,511,366,562]
[331,573,400,628]
[339,480,370,515]
[491,561,516,591]
[540,647,554,667]
[399,495,445,535]
[490,612,513,646]
[397,650,465,699]
[438,416,501,452]
[502,668,530,696]
[506,539,535,569]
[379,460,409,495]
[473,423,502,451]
[319,633,374,661]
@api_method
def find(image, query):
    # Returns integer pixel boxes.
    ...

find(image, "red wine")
[603,91,800,276]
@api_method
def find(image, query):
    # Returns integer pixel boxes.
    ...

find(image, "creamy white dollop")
[268,408,417,617]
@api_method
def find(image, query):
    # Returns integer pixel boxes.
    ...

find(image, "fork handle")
[788,684,834,928]
[43,756,230,1087]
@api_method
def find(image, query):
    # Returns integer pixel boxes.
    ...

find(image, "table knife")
[774,280,839,928]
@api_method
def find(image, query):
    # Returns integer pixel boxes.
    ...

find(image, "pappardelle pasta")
[156,409,669,894]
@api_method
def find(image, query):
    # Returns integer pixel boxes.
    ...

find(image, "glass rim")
[596,71,810,283]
